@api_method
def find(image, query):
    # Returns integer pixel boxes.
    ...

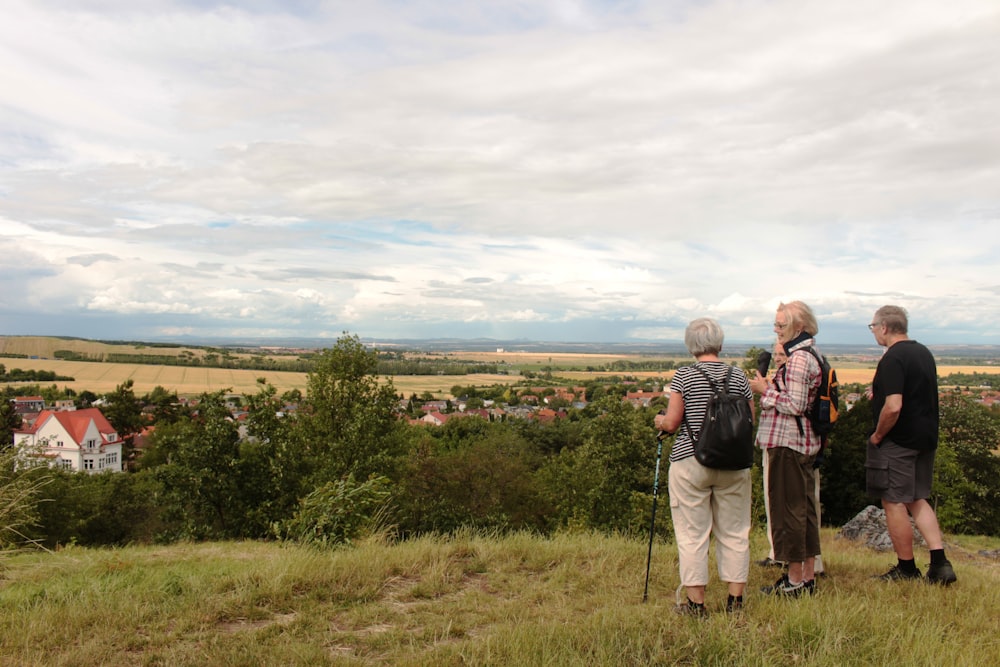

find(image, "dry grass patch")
[2,530,1000,665]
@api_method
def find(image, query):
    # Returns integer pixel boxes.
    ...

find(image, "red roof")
[18,408,119,444]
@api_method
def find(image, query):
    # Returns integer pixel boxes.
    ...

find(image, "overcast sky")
[2,0,999,347]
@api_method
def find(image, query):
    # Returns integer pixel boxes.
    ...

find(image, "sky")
[2,0,999,347]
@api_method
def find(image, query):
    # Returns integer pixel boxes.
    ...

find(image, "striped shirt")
[756,339,824,456]
[668,361,753,462]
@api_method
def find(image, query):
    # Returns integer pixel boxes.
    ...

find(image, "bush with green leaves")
[276,475,392,547]
[396,427,550,535]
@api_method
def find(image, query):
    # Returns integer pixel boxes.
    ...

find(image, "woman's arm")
[653,390,685,434]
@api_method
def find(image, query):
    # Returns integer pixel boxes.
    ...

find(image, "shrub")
[276,475,392,547]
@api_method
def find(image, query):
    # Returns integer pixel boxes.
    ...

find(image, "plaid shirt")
[756,338,823,456]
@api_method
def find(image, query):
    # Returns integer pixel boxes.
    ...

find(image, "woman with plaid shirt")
[749,301,824,597]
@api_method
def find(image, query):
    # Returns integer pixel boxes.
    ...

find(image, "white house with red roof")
[13,408,124,473]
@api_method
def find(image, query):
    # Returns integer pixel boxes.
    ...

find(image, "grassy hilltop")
[2,529,999,666]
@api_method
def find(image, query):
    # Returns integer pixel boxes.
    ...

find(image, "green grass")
[2,529,999,666]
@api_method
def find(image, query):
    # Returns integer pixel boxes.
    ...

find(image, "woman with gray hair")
[654,317,754,615]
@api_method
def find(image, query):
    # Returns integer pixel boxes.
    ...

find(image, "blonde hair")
[778,300,818,336]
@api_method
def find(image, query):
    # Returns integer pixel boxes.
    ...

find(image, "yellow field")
[0,358,524,399]
[0,336,211,360]
[3,337,997,398]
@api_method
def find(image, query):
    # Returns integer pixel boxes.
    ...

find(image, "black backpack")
[682,365,755,470]
[794,347,839,442]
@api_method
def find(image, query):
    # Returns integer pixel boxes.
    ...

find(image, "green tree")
[142,385,186,425]
[238,379,310,535]
[101,380,145,464]
[30,469,162,547]
[1,399,23,452]
[743,345,768,377]
[153,390,244,540]
[397,427,548,534]
[817,397,872,526]
[76,390,98,408]
[540,397,656,534]
[299,334,403,485]
[936,393,1000,535]
[281,388,303,404]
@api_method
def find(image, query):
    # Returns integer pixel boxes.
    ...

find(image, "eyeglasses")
[868,322,880,331]
[773,322,788,329]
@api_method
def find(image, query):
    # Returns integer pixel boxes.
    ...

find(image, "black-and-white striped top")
[668,361,753,462]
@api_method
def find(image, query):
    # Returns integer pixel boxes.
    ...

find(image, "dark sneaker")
[674,600,709,618]
[761,573,806,597]
[873,564,923,581]
[803,579,816,596]
[926,560,957,586]
[760,573,788,594]
[725,595,744,614]
[756,557,786,568]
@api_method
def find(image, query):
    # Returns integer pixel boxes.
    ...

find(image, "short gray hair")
[685,317,725,357]
[874,305,908,334]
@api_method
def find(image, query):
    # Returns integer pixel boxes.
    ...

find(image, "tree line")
[0,364,74,383]
[3,335,999,551]
[49,348,502,376]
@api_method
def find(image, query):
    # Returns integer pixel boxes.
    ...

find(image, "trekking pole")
[643,431,666,602]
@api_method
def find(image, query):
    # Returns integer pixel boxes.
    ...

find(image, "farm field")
[0,358,523,398]
[3,336,998,397]
[2,354,998,399]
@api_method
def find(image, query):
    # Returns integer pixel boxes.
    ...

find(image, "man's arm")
[869,393,902,445]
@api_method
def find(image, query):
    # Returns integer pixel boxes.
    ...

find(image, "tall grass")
[1,528,998,666]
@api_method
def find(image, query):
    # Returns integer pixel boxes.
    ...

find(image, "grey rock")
[837,505,926,552]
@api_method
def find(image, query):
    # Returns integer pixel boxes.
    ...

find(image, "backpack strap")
[791,347,823,437]
[680,364,731,443]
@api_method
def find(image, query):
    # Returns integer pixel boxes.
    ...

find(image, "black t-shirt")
[871,339,939,450]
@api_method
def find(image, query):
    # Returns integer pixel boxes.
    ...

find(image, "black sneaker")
[873,564,923,581]
[761,573,806,597]
[760,573,788,594]
[674,600,709,618]
[926,560,957,586]
[803,579,816,596]
[725,595,744,613]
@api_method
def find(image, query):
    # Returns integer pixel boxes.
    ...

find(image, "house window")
[58,459,72,470]
[107,452,118,464]
[83,459,94,470]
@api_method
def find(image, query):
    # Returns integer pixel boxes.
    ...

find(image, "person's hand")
[749,371,768,395]
[653,411,669,432]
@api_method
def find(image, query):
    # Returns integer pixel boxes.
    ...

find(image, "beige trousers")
[668,455,751,587]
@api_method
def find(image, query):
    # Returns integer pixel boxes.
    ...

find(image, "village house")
[420,411,452,426]
[13,395,45,414]
[623,390,667,408]
[12,407,124,474]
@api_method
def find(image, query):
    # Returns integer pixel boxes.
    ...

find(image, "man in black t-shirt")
[867,305,956,585]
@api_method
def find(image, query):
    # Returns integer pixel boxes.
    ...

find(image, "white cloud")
[1,0,999,344]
